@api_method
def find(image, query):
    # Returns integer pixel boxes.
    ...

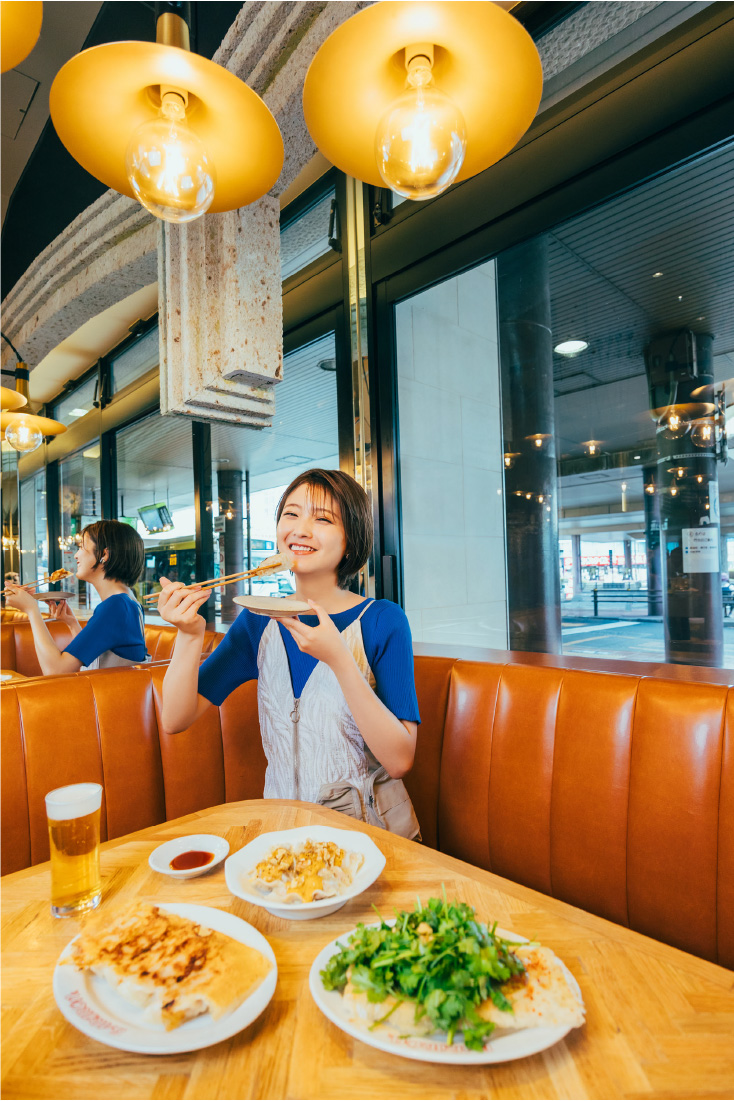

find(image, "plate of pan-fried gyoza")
[54,902,277,1053]
[309,894,585,1064]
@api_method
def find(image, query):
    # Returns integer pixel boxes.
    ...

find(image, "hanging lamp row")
[2,1,542,224]
[0,0,542,451]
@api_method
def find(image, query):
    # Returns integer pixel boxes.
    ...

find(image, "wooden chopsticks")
[142,564,272,603]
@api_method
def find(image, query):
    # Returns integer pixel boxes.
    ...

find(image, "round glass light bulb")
[375,63,466,201]
[125,95,216,224]
[690,420,717,448]
[4,416,43,453]
[657,408,690,440]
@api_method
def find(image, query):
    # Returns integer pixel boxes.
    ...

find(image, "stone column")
[498,236,562,653]
[643,464,663,616]
[217,468,244,623]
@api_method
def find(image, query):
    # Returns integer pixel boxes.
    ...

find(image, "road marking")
[562,620,636,636]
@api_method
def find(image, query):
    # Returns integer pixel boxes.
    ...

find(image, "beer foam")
[45,783,102,821]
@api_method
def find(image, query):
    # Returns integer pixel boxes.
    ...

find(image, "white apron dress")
[257,600,378,803]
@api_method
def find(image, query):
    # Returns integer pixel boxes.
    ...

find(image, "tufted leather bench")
[0,619,224,677]
[2,656,732,970]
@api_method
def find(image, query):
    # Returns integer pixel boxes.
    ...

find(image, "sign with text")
[682,527,719,573]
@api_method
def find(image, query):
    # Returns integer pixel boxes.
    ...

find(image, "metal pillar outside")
[497,235,562,653]
[643,464,663,616]
[217,468,244,622]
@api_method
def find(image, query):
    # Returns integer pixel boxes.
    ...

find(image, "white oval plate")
[53,902,277,1055]
[225,825,386,920]
[35,591,75,601]
[233,595,310,618]
[310,923,581,1065]
[148,834,230,879]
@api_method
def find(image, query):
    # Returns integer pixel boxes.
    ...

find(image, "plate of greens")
[309,896,584,1064]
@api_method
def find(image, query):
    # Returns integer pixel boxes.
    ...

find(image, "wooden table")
[0,668,27,683]
[2,801,733,1100]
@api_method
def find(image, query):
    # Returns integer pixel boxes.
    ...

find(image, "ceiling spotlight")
[554,340,588,357]
[652,271,663,278]
[303,2,542,198]
[633,454,641,460]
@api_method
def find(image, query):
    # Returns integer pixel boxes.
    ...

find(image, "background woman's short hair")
[82,520,145,588]
[276,469,373,590]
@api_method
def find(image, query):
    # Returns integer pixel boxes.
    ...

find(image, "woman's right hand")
[157,576,210,636]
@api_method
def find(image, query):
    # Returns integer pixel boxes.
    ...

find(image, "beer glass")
[45,783,103,917]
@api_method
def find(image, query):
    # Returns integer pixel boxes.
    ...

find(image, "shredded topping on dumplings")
[249,839,363,903]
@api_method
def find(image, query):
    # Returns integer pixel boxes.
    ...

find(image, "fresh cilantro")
[320,897,525,1051]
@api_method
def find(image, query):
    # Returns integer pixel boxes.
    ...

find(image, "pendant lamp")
[1,335,66,454]
[49,9,283,222]
[0,387,27,412]
[1,1,42,73]
[302,1,542,201]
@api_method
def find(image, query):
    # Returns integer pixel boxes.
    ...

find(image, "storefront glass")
[59,442,101,612]
[19,470,47,585]
[115,414,196,607]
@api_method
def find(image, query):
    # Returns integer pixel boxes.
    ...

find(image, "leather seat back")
[438,661,734,968]
[0,619,224,675]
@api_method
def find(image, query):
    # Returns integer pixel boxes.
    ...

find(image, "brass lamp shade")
[1,411,66,436]
[0,386,27,412]
[302,1,542,188]
[49,42,284,212]
[1,1,42,73]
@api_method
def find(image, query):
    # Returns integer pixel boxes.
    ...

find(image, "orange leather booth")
[0,618,223,677]
[2,656,732,970]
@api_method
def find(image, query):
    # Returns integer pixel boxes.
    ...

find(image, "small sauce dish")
[148,834,230,880]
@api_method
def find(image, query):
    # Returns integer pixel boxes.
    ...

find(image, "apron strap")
[356,598,375,622]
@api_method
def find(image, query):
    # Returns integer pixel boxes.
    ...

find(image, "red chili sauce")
[170,850,215,871]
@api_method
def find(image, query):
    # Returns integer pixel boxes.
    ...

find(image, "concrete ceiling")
[1,1,103,223]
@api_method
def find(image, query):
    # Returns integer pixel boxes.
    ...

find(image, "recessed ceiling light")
[69,407,89,417]
[652,271,663,278]
[553,340,588,357]
[633,454,641,459]
[677,295,683,301]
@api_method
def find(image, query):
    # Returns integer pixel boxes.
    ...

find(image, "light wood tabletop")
[2,800,733,1100]
[0,669,27,683]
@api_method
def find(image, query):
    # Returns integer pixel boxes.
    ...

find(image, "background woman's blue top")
[64,594,147,666]
[198,599,421,722]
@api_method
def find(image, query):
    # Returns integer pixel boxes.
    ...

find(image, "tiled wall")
[396,260,508,648]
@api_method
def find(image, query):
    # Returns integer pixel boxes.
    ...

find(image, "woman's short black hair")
[82,520,145,587]
[276,469,373,590]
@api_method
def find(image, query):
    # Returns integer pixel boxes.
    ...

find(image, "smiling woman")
[157,468,421,837]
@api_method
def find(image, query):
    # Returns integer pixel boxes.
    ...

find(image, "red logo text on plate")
[66,991,126,1035]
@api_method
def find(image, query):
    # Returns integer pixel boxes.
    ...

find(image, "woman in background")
[4,519,147,673]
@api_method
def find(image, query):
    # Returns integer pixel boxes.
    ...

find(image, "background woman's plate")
[35,591,75,601]
[309,924,580,1065]
[148,834,230,879]
[53,902,277,1054]
[233,595,311,617]
[225,825,386,920]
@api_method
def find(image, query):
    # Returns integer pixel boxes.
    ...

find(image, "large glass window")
[281,189,335,280]
[19,470,47,585]
[59,442,101,612]
[111,326,158,395]
[210,330,340,624]
[52,374,98,428]
[394,261,507,649]
[116,414,196,607]
[494,144,733,668]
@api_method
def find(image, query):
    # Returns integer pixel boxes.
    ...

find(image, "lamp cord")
[1,331,23,363]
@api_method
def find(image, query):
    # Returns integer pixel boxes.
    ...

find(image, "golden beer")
[45,783,102,917]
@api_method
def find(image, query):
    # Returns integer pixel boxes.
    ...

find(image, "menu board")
[682,527,719,573]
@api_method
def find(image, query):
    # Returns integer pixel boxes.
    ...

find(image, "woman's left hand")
[3,583,39,615]
[276,600,352,670]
